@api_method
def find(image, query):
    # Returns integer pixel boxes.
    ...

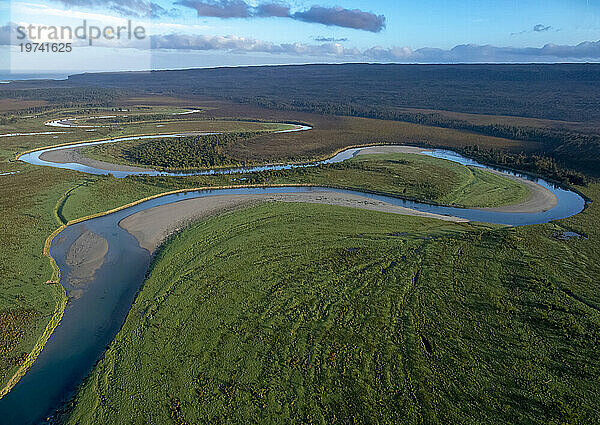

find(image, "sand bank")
[40,148,151,173]
[120,191,468,252]
[66,229,109,286]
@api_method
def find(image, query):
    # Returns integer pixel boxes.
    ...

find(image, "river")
[0,135,587,424]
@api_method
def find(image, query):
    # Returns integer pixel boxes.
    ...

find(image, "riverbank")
[24,136,558,214]
[119,191,469,253]
[41,147,151,173]
[352,146,558,213]
[62,189,600,425]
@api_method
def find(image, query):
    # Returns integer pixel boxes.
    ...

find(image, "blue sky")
[1,0,599,75]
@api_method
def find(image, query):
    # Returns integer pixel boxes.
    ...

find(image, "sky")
[0,0,599,76]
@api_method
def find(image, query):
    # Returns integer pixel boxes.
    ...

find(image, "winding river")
[0,127,587,424]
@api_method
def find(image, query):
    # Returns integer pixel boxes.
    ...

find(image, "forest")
[121,132,261,169]
[3,64,600,178]
[59,64,600,178]
[63,64,600,121]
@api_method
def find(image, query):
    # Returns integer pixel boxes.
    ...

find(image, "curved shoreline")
[17,123,310,161]
[119,191,470,253]
[20,132,558,215]
[1,118,587,416]
[0,163,580,401]
[0,225,67,399]
[352,145,558,214]
[0,183,472,419]
[0,184,329,402]
[0,175,586,422]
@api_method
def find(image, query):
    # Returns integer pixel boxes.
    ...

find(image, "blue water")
[0,73,70,82]
[20,140,587,226]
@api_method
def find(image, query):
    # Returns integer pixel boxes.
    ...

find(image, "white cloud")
[149,33,600,62]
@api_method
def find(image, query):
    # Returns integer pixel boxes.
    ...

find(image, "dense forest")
[122,132,260,169]
[3,64,599,178]
[456,146,589,186]
[61,64,600,177]
[245,99,600,177]
[0,87,125,106]
[64,64,600,122]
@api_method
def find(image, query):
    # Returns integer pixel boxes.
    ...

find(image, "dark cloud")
[313,37,349,42]
[174,1,386,32]
[512,24,555,36]
[255,3,290,18]
[293,6,385,32]
[534,24,552,32]
[149,32,600,63]
[175,0,251,18]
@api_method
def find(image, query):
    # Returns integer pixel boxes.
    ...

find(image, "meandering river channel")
[0,128,587,424]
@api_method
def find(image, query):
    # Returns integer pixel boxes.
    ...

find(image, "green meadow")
[63,192,600,424]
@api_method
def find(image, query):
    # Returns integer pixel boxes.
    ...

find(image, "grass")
[263,153,530,208]
[61,190,600,424]
[59,153,530,221]
[0,165,76,387]
[0,100,543,394]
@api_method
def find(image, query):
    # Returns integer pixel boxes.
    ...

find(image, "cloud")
[150,33,351,55]
[512,24,556,36]
[175,1,386,32]
[174,0,251,18]
[149,32,600,62]
[292,6,385,32]
[50,0,175,18]
[407,41,600,62]
[534,24,552,32]
[150,33,364,56]
[255,3,290,18]
[0,22,34,45]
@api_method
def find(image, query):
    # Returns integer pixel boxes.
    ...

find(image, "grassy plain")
[62,190,600,424]
[0,102,535,392]
[0,165,77,386]
[263,153,530,208]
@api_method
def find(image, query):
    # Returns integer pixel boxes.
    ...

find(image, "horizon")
[2,61,600,82]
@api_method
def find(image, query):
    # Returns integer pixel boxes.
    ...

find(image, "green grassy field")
[0,105,533,393]
[0,165,77,386]
[263,153,530,208]
[61,191,600,424]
